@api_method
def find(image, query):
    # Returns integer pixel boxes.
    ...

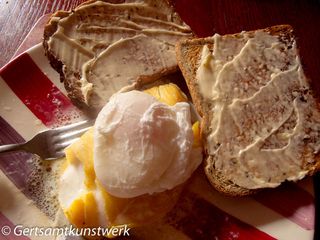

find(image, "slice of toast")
[176,25,320,196]
[43,0,193,114]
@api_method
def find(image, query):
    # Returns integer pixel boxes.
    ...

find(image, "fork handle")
[0,143,26,155]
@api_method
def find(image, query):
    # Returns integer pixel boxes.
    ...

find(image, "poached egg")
[58,83,202,232]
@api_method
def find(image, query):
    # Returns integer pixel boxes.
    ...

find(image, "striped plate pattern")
[0,44,315,240]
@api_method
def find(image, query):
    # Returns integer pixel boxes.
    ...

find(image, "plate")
[0,42,317,240]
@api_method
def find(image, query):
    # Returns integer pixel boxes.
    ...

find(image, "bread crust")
[176,24,320,196]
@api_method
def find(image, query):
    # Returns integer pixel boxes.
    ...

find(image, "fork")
[0,119,94,160]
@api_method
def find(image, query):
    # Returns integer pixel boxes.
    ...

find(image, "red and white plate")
[0,44,316,240]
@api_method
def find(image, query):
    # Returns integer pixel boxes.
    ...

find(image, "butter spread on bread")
[81,35,177,110]
[176,25,320,195]
[44,0,193,113]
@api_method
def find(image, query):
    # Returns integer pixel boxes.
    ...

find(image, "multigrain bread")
[43,0,193,114]
[176,25,320,196]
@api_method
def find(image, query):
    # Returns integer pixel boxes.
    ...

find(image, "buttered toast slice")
[176,25,320,196]
[43,0,193,114]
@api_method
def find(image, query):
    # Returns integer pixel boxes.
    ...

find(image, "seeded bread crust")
[176,25,320,196]
[43,0,192,114]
